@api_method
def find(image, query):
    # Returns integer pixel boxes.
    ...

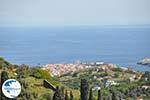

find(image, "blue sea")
[0,26,150,71]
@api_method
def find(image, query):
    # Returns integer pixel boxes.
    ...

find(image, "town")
[42,61,120,76]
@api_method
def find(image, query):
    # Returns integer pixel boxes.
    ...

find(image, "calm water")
[0,26,150,71]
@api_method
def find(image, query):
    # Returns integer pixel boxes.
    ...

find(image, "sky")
[0,0,150,27]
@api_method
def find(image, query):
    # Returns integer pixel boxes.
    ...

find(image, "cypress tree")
[70,91,74,100]
[97,89,102,100]
[88,87,93,100]
[103,97,106,100]
[106,96,111,100]
[61,86,65,96]
[1,71,9,84]
[65,90,69,100]
[111,92,117,100]
[1,71,9,100]
[80,79,89,100]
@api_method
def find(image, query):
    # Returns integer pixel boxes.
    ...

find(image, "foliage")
[53,86,65,100]
[1,57,150,100]
[16,64,30,78]
[97,89,102,100]
[65,90,69,100]
[0,71,9,100]
[88,87,93,100]
[114,72,119,78]
[111,92,117,100]
[30,68,59,85]
[0,57,10,68]
[31,68,52,79]
[1,71,9,84]
[80,79,89,100]
[70,91,74,100]
[112,67,123,72]
[98,73,108,77]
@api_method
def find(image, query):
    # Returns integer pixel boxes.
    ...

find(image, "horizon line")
[0,24,150,28]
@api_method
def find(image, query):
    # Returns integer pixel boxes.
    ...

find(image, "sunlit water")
[0,26,150,71]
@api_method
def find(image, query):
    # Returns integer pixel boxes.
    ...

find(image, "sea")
[0,26,150,71]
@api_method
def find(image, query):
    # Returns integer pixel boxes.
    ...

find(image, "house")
[95,62,104,66]
[105,80,119,87]
[93,86,101,91]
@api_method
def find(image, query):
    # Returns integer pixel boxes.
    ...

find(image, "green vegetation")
[30,68,59,85]
[0,58,79,100]
[0,57,150,100]
[80,79,89,100]
[88,88,93,100]
[59,65,150,100]
[1,71,9,100]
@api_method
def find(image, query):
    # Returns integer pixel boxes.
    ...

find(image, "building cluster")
[42,63,85,76]
[42,62,118,76]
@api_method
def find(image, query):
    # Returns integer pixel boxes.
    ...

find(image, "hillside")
[0,57,150,100]
[0,58,79,100]
[58,65,150,100]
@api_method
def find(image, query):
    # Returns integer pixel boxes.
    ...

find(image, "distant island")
[137,58,150,66]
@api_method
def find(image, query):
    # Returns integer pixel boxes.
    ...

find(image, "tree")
[44,94,52,100]
[53,86,65,100]
[70,91,74,100]
[16,64,29,78]
[61,86,65,96]
[1,71,9,84]
[111,92,117,100]
[141,71,150,81]
[65,90,69,100]
[80,79,89,100]
[1,71,9,100]
[88,87,93,100]
[97,89,102,100]
[0,57,11,70]
[114,73,119,78]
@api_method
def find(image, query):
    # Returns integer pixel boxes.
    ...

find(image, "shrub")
[0,57,11,69]
[31,68,52,79]
[16,64,30,78]
[31,68,59,85]
[114,73,119,78]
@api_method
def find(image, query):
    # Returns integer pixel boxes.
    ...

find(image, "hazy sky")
[0,0,150,27]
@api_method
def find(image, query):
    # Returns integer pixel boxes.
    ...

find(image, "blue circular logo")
[2,79,21,98]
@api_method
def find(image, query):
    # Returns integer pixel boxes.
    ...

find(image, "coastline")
[42,61,138,77]
[1,57,150,100]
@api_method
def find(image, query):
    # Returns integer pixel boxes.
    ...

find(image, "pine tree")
[88,87,93,100]
[70,91,74,100]
[80,79,89,100]
[97,89,102,100]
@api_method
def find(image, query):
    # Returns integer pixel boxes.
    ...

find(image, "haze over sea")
[0,26,150,71]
